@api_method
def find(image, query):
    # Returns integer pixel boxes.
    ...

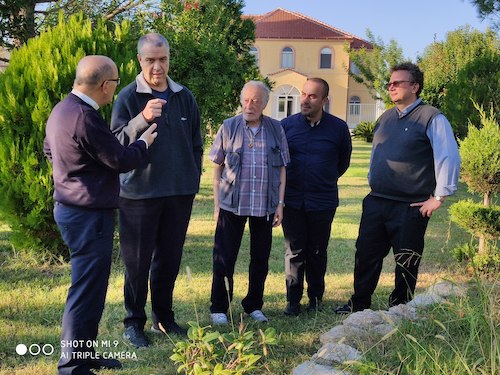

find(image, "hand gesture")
[142,99,167,122]
[139,123,158,147]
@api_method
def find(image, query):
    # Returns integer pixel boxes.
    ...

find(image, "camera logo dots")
[16,343,54,356]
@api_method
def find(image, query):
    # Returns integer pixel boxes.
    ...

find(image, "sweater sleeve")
[111,87,150,146]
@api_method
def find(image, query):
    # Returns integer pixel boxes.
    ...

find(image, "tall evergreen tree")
[0,13,139,258]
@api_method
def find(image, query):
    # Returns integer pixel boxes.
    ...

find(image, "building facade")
[246,8,384,127]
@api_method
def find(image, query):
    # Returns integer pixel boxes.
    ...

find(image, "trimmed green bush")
[0,14,139,259]
[449,200,500,240]
[352,121,375,143]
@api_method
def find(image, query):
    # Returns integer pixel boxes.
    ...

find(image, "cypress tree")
[0,13,139,259]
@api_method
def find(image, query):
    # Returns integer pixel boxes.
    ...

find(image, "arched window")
[281,47,294,68]
[349,96,361,116]
[320,47,332,69]
[249,46,259,65]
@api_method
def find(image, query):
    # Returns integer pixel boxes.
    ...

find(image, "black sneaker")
[306,299,323,312]
[151,321,188,336]
[283,302,301,316]
[334,302,362,315]
[123,326,149,348]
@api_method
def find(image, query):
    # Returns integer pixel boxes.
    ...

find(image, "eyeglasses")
[385,80,414,89]
[100,78,121,87]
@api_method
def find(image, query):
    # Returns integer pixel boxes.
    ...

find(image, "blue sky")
[242,0,494,61]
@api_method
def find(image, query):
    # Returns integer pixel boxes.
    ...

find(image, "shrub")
[170,321,278,375]
[0,14,139,259]
[450,104,499,271]
[449,200,500,240]
[352,121,375,143]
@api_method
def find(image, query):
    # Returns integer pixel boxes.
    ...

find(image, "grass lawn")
[0,140,492,374]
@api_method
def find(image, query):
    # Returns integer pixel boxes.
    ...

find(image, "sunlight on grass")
[0,140,490,375]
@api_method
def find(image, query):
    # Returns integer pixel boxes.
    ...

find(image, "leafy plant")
[171,271,279,374]
[170,322,278,375]
[450,104,499,272]
[352,121,375,143]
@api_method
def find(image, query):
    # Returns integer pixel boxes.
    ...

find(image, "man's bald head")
[74,55,116,88]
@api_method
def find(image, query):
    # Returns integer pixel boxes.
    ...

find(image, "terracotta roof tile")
[246,8,372,49]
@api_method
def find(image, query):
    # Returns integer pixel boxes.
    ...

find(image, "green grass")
[0,140,495,374]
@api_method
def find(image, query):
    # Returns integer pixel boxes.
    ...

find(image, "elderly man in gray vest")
[336,62,461,314]
[209,81,290,324]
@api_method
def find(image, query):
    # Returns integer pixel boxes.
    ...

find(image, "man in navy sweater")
[282,78,352,316]
[44,55,157,375]
[111,33,203,347]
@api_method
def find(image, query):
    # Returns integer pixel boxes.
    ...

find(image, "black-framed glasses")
[100,78,120,87]
[385,80,414,89]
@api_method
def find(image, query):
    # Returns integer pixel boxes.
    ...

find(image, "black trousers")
[119,195,194,329]
[282,205,336,305]
[350,195,430,310]
[54,203,115,375]
[210,209,273,314]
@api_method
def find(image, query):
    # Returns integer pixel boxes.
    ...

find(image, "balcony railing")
[347,103,385,128]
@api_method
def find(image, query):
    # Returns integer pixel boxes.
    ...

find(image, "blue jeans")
[54,202,114,375]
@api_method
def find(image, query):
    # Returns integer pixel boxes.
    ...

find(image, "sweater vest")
[369,102,440,202]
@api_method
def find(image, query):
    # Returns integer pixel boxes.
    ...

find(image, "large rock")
[426,281,467,298]
[387,303,418,320]
[343,309,386,328]
[293,360,348,375]
[312,343,363,366]
[320,324,370,346]
[407,292,444,308]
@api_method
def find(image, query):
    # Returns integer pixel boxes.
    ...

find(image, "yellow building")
[246,8,384,127]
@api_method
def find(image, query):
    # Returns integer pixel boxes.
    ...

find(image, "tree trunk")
[14,0,37,47]
[477,191,491,254]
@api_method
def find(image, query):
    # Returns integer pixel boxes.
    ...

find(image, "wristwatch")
[434,195,446,202]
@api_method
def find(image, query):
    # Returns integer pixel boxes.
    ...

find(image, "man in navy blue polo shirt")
[281,78,352,316]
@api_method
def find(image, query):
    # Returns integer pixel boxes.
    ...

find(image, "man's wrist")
[434,195,446,202]
[278,200,285,206]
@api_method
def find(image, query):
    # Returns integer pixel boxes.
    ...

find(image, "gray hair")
[240,80,270,105]
[138,33,170,55]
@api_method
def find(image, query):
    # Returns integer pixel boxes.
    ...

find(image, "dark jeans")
[119,195,194,329]
[282,206,336,305]
[350,195,430,310]
[54,203,114,375]
[210,209,273,314]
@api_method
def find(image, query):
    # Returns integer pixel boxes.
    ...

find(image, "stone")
[372,323,396,337]
[426,281,467,298]
[343,309,386,328]
[312,343,363,366]
[293,360,348,375]
[388,304,418,320]
[407,292,444,308]
[320,324,370,346]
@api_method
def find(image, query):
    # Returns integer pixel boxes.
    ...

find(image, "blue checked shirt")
[210,122,290,217]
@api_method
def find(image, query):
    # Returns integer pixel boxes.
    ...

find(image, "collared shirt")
[381,98,461,197]
[210,120,290,217]
[71,88,99,110]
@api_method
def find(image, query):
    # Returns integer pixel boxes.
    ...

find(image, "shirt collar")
[396,98,422,118]
[135,72,183,94]
[71,89,99,110]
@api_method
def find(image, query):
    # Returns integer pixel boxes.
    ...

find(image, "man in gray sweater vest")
[336,62,461,314]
